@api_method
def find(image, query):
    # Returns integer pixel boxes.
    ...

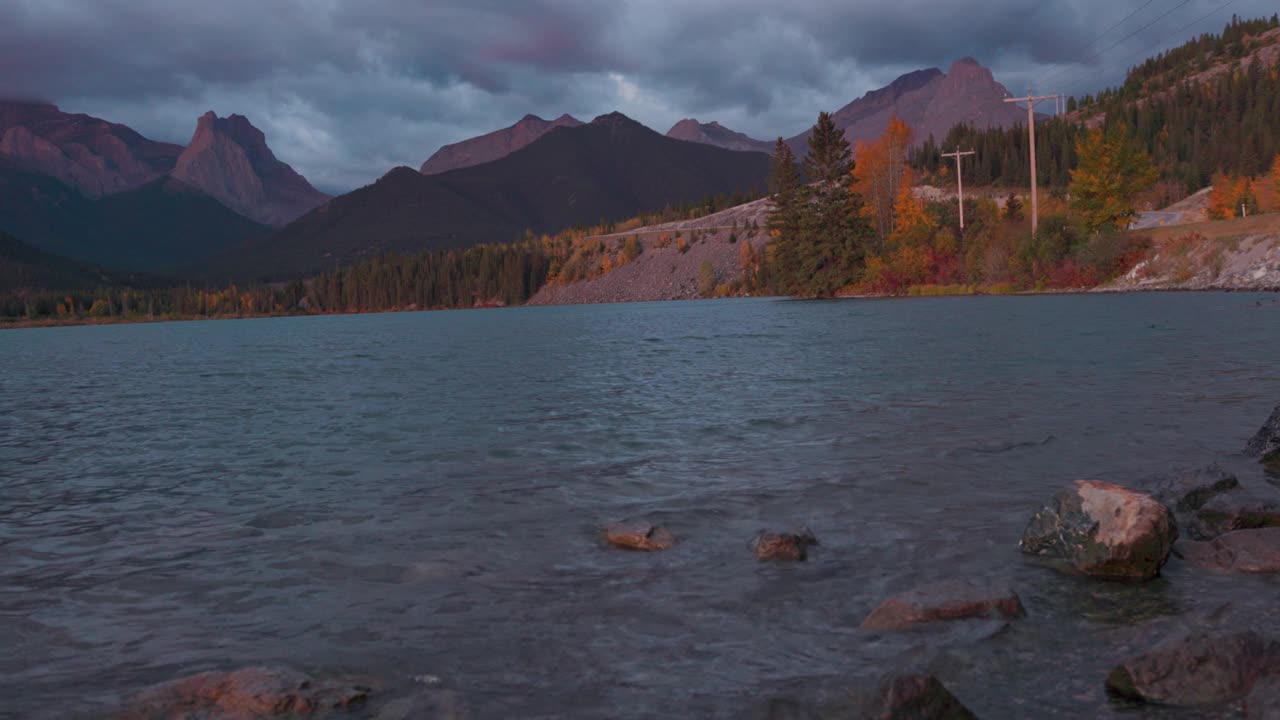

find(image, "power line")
[1052,0,1242,100]
[1039,0,1199,92]
[1032,0,1160,93]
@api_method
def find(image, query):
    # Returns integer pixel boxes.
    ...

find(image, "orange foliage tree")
[1208,173,1258,219]
[1273,154,1280,206]
[852,115,912,251]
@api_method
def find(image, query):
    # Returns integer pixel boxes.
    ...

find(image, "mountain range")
[1,56,1035,284]
[212,112,772,280]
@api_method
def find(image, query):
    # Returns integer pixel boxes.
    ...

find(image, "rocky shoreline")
[106,405,1280,719]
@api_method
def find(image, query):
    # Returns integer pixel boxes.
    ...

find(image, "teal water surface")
[2,294,1279,719]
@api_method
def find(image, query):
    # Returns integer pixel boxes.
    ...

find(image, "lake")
[2,294,1279,718]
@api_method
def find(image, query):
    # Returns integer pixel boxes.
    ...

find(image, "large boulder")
[603,521,675,551]
[1247,674,1280,720]
[752,527,818,561]
[1179,527,1280,573]
[116,666,371,719]
[860,580,1025,631]
[1020,480,1176,580]
[1187,491,1280,540]
[1246,404,1280,461]
[1105,631,1280,706]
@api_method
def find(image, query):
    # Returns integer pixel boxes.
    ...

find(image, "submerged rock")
[116,666,371,719]
[1180,527,1280,573]
[1105,630,1280,706]
[758,672,976,720]
[1247,674,1280,720]
[859,579,1025,631]
[1246,404,1280,461]
[1020,480,1176,580]
[752,527,818,561]
[1187,491,1280,540]
[603,521,675,551]
[1147,463,1239,513]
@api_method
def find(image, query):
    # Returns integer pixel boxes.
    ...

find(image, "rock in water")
[116,666,371,719]
[1187,491,1280,540]
[1020,480,1176,580]
[1246,404,1280,461]
[1147,464,1239,513]
[1180,527,1280,573]
[860,579,1025,631]
[752,527,818,561]
[1247,675,1280,719]
[603,521,675,551]
[1105,631,1280,706]
[864,673,978,720]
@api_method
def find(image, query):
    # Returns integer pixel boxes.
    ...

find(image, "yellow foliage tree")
[852,115,913,249]
[888,170,934,247]
[1069,124,1157,232]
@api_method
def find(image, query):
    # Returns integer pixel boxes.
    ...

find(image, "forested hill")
[913,15,1280,194]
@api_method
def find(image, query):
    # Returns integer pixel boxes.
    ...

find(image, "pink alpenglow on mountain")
[171,112,329,226]
[665,119,774,154]
[0,100,182,197]
[420,113,583,174]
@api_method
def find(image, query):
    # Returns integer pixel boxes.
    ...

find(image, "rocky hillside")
[666,119,773,154]
[529,198,772,305]
[0,100,183,196]
[788,58,1029,152]
[171,112,329,226]
[420,113,583,174]
[1110,215,1280,291]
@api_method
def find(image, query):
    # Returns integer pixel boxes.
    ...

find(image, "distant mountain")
[171,111,329,226]
[787,58,1028,152]
[420,113,583,174]
[218,112,772,280]
[666,119,774,154]
[0,157,270,272]
[0,100,184,196]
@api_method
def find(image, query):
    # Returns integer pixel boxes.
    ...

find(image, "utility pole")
[1003,90,1058,234]
[941,148,976,229]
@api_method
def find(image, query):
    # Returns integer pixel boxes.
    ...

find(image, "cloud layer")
[1,0,1271,192]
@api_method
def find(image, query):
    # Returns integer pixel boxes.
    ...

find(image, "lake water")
[2,294,1279,719]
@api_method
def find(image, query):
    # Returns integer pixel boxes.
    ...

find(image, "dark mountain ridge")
[214,112,772,280]
[420,113,584,174]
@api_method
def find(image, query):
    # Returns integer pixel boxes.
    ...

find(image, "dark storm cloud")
[1,0,1273,192]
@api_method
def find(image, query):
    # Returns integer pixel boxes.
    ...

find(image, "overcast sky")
[1,0,1273,193]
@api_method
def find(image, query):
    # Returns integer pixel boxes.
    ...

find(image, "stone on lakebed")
[859,579,1025,631]
[752,527,818,561]
[1179,527,1280,573]
[115,666,372,719]
[1105,630,1280,706]
[1245,403,1280,461]
[1020,480,1176,580]
[603,521,675,551]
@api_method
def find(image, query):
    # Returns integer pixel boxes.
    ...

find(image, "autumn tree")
[1273,154,1280,205]
[1070,124,1157,232]
[1208,172,1259,219]
[853,115,913,250]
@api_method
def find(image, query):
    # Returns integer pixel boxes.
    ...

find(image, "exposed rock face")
[171,112,329,226]
[420,113,583,174]
[116,666,371,719]
[1247,404,1280,461]
[1020,480,1176,580]
[604,521,675,551]
[665,119,773,154]
[752,528,818,561]
[0,100,182,196]
[1247,674,1280,720]
[860,580,1025,631]
[1180,527,1280,573]
[786,58,1029,154]
[1105,631,1280,706]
